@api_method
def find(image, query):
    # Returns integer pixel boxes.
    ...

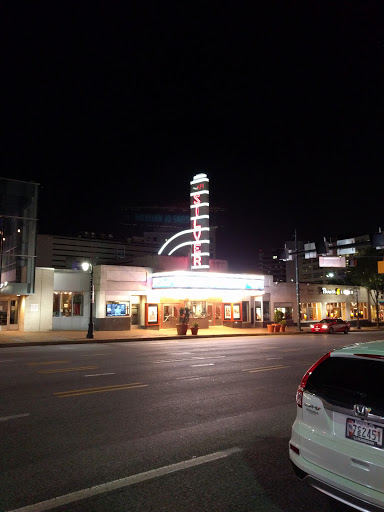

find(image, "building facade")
[0,177,38,330]
[20,266,373,333]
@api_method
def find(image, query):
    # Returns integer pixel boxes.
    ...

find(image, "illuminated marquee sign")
[190,173,210,270]
[151,271,264,291]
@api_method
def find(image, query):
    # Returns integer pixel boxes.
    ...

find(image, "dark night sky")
[1,2,383,271]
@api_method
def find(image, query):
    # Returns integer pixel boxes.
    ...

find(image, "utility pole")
[295,229,302,331]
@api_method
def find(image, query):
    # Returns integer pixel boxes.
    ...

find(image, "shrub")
[178,307,191,324]
[274,310,284,323]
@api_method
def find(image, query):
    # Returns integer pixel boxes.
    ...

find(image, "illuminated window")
[255,301,262,321]
[53,292,84,317]
[350,302,368,319]
[300,302,321,321]
[188,301,206,317]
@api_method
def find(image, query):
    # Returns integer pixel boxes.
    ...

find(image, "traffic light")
[315,239,329,255]
[277,247,290,261]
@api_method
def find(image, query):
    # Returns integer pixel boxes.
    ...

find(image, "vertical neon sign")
[190,173,209,270]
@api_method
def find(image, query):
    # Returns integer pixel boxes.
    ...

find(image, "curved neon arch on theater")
[158,227,210,255]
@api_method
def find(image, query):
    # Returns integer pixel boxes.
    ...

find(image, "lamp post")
[354,286,361,330]
[295,229,302,331]
[82,261,94,339]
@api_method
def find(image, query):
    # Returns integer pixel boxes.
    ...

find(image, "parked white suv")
[290,340,384,511]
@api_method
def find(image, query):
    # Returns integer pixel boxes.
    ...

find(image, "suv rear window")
[306,356,384,416]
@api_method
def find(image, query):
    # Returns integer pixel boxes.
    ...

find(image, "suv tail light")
[296,352,331,407]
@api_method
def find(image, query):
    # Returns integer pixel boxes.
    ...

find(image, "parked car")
[289,340,384,511]
[310,318,350,334]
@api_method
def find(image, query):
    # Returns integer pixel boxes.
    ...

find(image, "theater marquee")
[151,271,265,291]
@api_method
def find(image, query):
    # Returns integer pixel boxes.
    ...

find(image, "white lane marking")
[84,373,115,377]
[152,357,206,363]
[191,363,215,367]
[176,376,210,380]
[153,355,226,363]
[80,353,113,357]
[0,359,16,362]
[7,447,242,512]
[0,413,30,422]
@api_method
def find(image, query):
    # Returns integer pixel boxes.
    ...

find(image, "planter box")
[176,324,188,335]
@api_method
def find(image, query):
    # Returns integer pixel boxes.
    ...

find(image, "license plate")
[346,418,384,448]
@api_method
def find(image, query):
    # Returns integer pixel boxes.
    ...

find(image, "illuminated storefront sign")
[152,272,264,291]
[321,287,353,295]
[190,173,209,270]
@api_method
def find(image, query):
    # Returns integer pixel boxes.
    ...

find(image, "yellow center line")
[248,365,290,373]
[54,382,148,397]
[28,361,70,366]
[242,364,286,372]
[38,366,98,374]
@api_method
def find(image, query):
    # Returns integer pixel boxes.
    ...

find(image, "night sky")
[2,2,383,271]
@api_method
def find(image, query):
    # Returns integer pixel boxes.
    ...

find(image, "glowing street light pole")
[82,261,94,339]
[294,229,302,332]
[354,286,361,330]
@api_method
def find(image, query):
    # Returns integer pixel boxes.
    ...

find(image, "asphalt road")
[2,331,383,512]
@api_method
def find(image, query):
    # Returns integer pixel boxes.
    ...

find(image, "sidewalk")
[0,325,381,348]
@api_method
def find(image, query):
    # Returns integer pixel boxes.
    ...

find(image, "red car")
[310,318,350,334]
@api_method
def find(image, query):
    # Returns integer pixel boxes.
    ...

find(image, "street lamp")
[354,286,361,330]
[294,229,302,331]
[82,261,94,339]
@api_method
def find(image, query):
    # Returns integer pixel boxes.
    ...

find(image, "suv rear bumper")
[289,449,384,511]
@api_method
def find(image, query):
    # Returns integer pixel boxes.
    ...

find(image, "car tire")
[328,327,334,334]
[344,328,349,334]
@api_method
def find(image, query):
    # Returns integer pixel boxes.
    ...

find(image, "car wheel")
[328,327,334,334]
[344,328,349,334]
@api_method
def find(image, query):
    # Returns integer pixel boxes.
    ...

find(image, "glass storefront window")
[350,302,368,320]
[10,299,18,325]
[274,307,293,321]
[53,292,84,317]
[263,301,270,322]
[61,293,72,317]
[73,293,84,316]
[255,301,262,321]
[242,301,249,322]
[371,305,384,322]
[301,303,321,321]
[53,293,60,317]
[188,301,207,318]
[326,302,347,320]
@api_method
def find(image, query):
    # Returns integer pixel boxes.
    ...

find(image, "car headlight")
[322,325,328,329]
[310,325,314,329]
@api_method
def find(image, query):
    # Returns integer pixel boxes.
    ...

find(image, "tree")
[346,248,384,327]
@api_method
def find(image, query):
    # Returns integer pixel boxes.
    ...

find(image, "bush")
[178,307,191,324]
[274,310,284,323]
